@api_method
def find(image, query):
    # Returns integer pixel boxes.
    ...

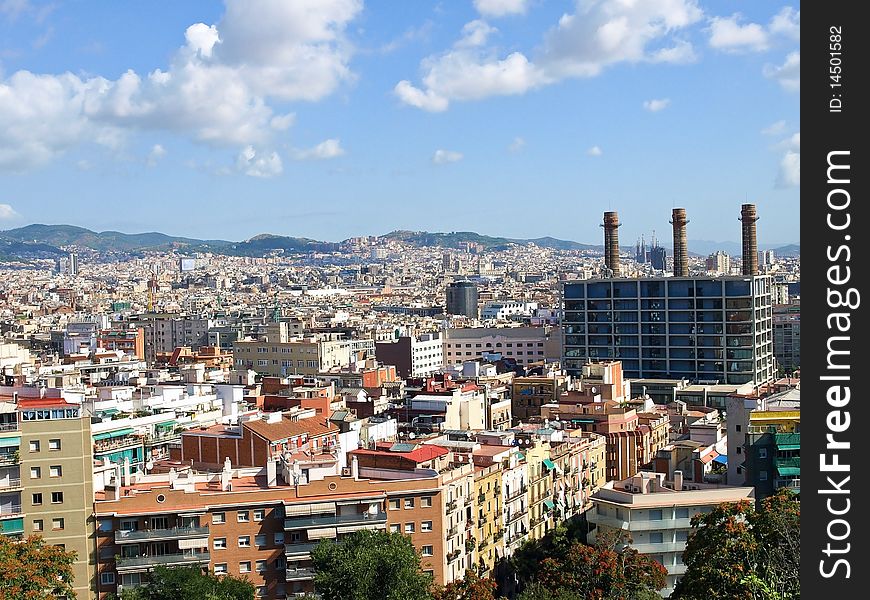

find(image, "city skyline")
[1,0,800,244]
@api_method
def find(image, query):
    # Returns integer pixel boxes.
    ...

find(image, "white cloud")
[292,138,345,160]
[474,0,528,18]
[432,149,463,164]
[708,14,768,52]
[236,145,283,177]
[764,51,799,91]
[508,136,525,152]
[643,98,670,112]
[761,120,787,135]
[587,145,602,156]
[146,144,166,166]
[777,150,799,187]
[395,0,703,111]
[0,0,30,21]
[0,0,363,172]
[769,6,799,41]
[456,20,498,48]
[0,203,19,219]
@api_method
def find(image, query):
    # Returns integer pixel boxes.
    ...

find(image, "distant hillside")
[379,230,597,251]
[772,244,800,257]
[1,224,231,253]
[228,234,339,256]
[0,238,65,262]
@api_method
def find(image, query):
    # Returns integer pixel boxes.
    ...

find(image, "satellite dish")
[145,461,154,471]
[408,432,416,439]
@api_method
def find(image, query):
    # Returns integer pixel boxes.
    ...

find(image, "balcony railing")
[0,504,23,518]
[115,526,209,544]
[284,512,387,531]
[0,478,22,490]
[776,478,800,490]
[284,542,322,557]
[285,568,316,581]
[116,551,210,571]
[0,423,19,432]
[0,453,20,466]
[505,486,528,502]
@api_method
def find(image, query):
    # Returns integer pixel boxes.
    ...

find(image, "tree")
[433,569,497,600]
[311,530,434,600]
[517,582,585,600]
[119,566,254,600]
[0,534,77,599]
[671,489,800,600]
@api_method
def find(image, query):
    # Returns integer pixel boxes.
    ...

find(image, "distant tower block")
[670,208,689,277]
[602,211,621,277]
[741,204,759,275]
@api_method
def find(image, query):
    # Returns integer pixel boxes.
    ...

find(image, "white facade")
[410,333,444,377]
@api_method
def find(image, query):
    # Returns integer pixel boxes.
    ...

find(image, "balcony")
[116,551,210,572]
[285,567,316,581]
[115,526,209,544]
[285,542,322,558]
[0,516,24,535]
[590,515,694,531]
[0,477,22,491]
[505,486,527,502]
[446,500,458,512]
[447,525,459,538]
[284,512,387,531]
[0,453,20,466]
[0,504,23,518]
[628,542,686,554]
[0,423,19,432]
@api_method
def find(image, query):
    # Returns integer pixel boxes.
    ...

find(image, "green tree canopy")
[671,489,800,600]
[119,566,254,600]
[0,534,77,599]
[311,529,434,600]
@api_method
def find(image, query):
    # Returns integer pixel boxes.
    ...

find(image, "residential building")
[773,304,800,373]
[446,281,478,319]
[511,374,571,423]
[444,326,560,368]
[375,333,444,378]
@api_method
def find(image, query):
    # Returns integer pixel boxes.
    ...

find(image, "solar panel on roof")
[389,443,417,453]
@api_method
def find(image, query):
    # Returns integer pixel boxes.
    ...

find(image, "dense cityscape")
[0,203,800,599]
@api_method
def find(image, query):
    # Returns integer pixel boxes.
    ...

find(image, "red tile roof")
[351,444,448,463]
[244,415,338,442]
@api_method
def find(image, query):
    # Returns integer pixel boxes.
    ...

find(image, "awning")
[516,452,525,460]
[543,499,555,510]
[93,427,136,441]
[778,444,800,451]
[777,467,800,477]
[156,420,178,429]
[543,459,556,470]
[0,436,20,448]
[712,455,728,465]
[98,409,119,416]
[307,527,336,540]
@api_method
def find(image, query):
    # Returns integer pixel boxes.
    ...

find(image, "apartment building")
[129,314,214,364]
[471,463,503,576]
[375,333,444,378]
[97,327,146,360]
[443,326,561,368]
[588,472,755,596]
[234,332,375,378]
[773,304,800,373]
[511,374,571,423]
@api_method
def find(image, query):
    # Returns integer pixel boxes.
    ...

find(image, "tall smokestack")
[741,204,759,275]
[670,208,689,277]
[602,211,621,277]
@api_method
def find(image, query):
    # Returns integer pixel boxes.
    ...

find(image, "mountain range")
[0,224,799,261]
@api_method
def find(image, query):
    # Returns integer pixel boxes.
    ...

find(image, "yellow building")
[522,439,554,540]
[472,464,503,576]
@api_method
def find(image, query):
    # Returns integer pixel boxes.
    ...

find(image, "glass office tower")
[562,276,775,385]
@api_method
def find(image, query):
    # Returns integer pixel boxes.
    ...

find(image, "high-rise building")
[705,251,731,274]
[648,246,667,271]
[773,304,800,373]
[445,281,479,319]
[562,274,775,385]
[68,252,79,276]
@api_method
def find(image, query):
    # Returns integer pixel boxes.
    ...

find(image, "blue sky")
[0,0,799,245]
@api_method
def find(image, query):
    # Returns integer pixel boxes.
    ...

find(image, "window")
[52,518,64,530]
[212,512,225,524]
[30,466,41,479]
[274,532,284,545]
[650,532,664,543]
[214,538,227,550]
[238,536,251,547]
[33,519,43,531]
[239,561,251,573]
[422,545,434,556]
[736,446,742,455]
[649,509,663,520]
[758,448,768,459]
[254,509,265,521]
[405,523,415,533]
[676,507,690,519]
[32,493,42,506]
[389,499,400,510]
[735,425,742,432]
[29,440,40,452]
[52,491,64,504]
[214,564,227,575]
[237,510,250,522]
[98,518,113,532]
[389,524,400,534]
[759,471,768,481]
[676,530,689,541]
[421,521,433,532]
[276,557,286,570]
[421,496,433,508]
[256,560,267,572]
[50,465,62,478]
[289,532,301,543]
[48,438,61,451]
[255,534,267,547]
[101,572,116,585]
[404,498,414,509]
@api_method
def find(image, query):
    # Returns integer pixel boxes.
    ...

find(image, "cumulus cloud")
[769,6,799,41]
[457,20,498,48]
[508,136,525,152]
[708,14,768,52]
[236,145,283,177]
[761,120,787,135]
[432,149,463,164]
[764,51,800,91]
[587,145,602,156]
[775,131,799,188]
[0,203,19,219]
[146,144,167,166]
[0,0,362,172]
[643,98,670,112]
[395,0,703,111]
[473,0,529,18]
[292,138,345,160]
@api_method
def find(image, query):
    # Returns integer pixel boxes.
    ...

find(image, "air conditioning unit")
[341,467,352,477]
